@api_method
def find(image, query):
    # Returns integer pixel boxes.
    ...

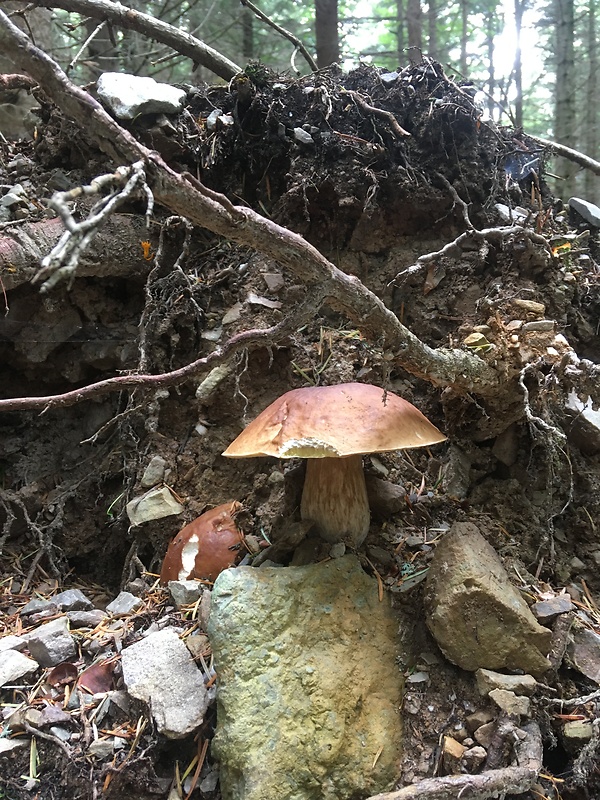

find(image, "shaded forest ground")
[1,59,600,799]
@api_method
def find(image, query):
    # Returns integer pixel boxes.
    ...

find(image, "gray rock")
[531,595,574,622]
[365,475,407,518]
[462,745,487,771]
[106,591,144,616]
[88,739,115,759]
[522,319,555,333]
[0,635,26,653]
[473,720,496,748]
[569,196,600,227]
[475,668,537,697]
[293,127,314,145]
[25,617,76,667]
[168,580,204,608]
[97,72,186,120]
[121,628,208,739]
[567,625,600,682]
[19,598,57,616]
[52,589,93,611]
[424,522,552,677]
[140,455,167,488]
[380,71,399,85]
[0,650,39,687]
[488,688,530,717]
[465,709,495,733]
[208,555,404,800]
[67,610,108,628]
[0,739,28,755]
[126,486,184,525]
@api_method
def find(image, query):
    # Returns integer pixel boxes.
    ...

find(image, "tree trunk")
[513,0,525,128]
[396,0,405,64]
[406,0,422,64]
[315,0,339,68]
[584,0,599,203]
[485,10,496,119]
[242,7,254,61]
[459,0,468,74]
[554,0,577,198]
[428,0,438,59]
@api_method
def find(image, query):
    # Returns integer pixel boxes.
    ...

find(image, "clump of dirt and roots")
[1,59,599,800]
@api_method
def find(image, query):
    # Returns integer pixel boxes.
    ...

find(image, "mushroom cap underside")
[222,382,446,458]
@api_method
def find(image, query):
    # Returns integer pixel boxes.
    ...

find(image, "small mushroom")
[160,501,244,585]
[222,383,445,547]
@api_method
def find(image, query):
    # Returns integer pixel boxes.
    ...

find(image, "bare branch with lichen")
[36,161,153,292]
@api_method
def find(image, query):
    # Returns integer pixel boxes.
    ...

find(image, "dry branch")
[0,9,503,412]
[33,0,241,80]
[530,134,600,177]
[240,0,318,73]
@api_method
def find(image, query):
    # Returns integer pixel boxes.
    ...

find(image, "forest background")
[1,0,596,206]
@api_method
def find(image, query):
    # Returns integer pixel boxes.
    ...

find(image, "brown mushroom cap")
[222,382,446,459]
[160,501,243,585]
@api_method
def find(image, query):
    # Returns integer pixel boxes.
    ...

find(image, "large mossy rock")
[208,555,404,800]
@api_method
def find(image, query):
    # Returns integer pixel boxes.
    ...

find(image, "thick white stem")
[300,455,370,547]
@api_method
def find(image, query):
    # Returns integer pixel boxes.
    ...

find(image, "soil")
[1,60,600,799]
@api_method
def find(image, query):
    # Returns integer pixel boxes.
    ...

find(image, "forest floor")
[1,60,600,800]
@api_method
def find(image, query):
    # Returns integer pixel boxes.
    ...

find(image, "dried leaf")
[47,662,78,686]
[77,660,115,694]
[423,262,446,295]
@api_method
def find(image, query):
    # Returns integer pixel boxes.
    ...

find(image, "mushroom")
[222,383,446,547]
[160,501,244,585]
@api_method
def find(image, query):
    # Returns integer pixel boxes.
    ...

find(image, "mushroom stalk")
[300,455,370,546]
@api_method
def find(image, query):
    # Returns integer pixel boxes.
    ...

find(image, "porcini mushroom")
[160,500,243,585]
[222,383,446,547]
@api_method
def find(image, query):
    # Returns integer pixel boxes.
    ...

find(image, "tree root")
[367,722,542,800]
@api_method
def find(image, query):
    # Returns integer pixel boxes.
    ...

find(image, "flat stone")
[208,555,404,800]
[121,628,208,739]
[25,617,77,667]
[67,610,108,628]
[140,455,167,488]
[168,580,204,608]
[126,486,184,525]
[562,719,594,752]
[97,72,186,120]
[0,635,26,653]
[465,708,495,733]
[488,688,530,717]
[475,669,537,697]
[424,522,552,677]
[522,319,555,333]
[462,745,487,771]
[19,598,57,616]
[106,591,144,616]
[52,589,94,611]
[567,625,600,682]
[531,595,574,623]
[569,196,600,227]
[473,720,496,748]
[87,739,115,759]
[0,650,39,687]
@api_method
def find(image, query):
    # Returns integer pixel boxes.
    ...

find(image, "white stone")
[126,486,184,525]
[97,73,186,120]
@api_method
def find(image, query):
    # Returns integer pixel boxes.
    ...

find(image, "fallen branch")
[367,722,542,800]
[33,0,241,80]
[0,9,503,411]
[529,134,600,177]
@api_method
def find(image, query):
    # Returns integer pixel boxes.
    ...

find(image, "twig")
[67,19,105,74]
[546,688,600,708]
[34,0,240,80]
[367,722,542,800]
[240,0,317,73]
[23,722,72,759]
